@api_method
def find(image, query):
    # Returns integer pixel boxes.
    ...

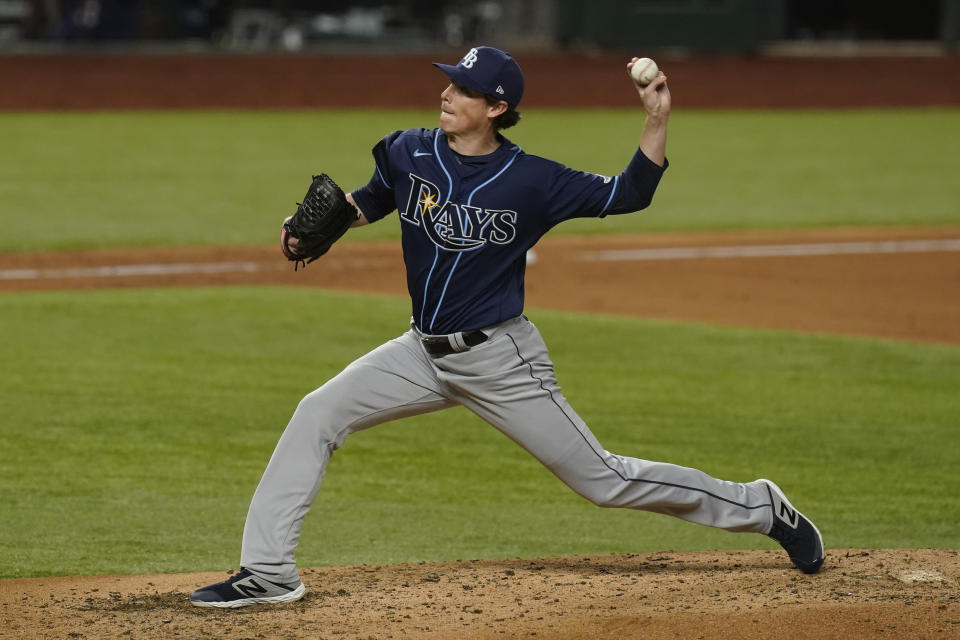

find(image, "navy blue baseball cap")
[433,46,525,108]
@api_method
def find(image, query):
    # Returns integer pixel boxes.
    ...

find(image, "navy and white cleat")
[189,569,305,608]
[760,478,825,574]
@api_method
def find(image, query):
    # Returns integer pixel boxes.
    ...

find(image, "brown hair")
[455,82,522,131]
[483,94,522,130]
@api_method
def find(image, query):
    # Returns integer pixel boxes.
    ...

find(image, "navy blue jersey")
[351,128,667,334]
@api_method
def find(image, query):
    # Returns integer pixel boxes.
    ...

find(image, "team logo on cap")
[461,48,479,69]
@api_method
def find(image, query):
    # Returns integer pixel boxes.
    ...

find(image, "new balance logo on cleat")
[778,502,799,528]
[189,569,306,608]
[760,478,825,574]
[233,574,270,598]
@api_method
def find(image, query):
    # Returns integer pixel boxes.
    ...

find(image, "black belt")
[421,330,488,357]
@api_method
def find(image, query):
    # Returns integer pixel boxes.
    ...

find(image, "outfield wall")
[1,53,959,110]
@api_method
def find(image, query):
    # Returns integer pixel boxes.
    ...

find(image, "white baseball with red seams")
[630,57,659,85]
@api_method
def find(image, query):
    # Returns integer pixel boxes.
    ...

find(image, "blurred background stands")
[1,0,959,54]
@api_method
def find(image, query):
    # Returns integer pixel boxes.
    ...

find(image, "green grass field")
[1,287,958,578]
[1,107,958,579]
[1,108,958,252]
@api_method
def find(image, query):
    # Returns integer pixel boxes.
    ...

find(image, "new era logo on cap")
[433,46,525,108]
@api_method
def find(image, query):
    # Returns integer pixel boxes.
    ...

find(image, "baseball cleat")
[759,478,825,574]
[189,568,305,608]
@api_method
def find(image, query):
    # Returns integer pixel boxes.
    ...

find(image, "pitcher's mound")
[3,548,958,639]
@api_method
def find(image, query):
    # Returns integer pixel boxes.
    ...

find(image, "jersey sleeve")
[545,147,668,226]
[350,130,405,224]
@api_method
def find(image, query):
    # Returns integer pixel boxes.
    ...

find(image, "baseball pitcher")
[190,46,824,608]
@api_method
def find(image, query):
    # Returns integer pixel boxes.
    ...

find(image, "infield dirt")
[3,227,959,345]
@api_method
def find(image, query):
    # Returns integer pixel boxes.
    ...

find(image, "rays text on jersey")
[401,174,518,251]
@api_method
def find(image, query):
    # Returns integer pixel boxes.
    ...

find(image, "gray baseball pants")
[240,315,774,583]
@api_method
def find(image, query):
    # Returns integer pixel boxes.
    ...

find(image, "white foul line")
[0,261,261,281]
[579,238,960,262]
[1,239,958,281]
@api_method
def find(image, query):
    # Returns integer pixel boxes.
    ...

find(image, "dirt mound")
[3,549,958,639]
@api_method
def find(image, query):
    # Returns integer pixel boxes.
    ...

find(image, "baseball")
[630,57,659,86]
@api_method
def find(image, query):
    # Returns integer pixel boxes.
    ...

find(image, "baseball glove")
[280,174,356,269]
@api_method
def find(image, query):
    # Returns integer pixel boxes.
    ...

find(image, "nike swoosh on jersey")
[413,150,433,157]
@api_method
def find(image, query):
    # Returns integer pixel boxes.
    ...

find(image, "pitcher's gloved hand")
[280,174,357,269]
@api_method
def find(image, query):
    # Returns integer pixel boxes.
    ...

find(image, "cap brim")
[432,62,491,99]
